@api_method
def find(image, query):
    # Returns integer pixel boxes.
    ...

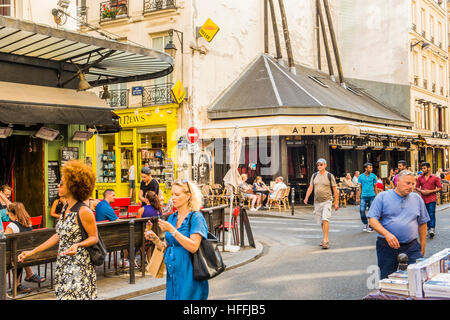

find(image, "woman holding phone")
[18,160,99,300]
[145,179,209,300]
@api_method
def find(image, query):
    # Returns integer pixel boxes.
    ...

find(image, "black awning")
[0,102,113,126]
[0,80,114,126]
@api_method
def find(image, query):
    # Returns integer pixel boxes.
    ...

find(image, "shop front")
[86,104,179,202]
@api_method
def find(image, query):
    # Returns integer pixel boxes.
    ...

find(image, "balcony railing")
[143,0,176,13]
[100,0,128,22]
[142,83,174,106]
[99,89,129,108]
[414,76,419,86]
[432,83,436,93]
[423,79,428,89]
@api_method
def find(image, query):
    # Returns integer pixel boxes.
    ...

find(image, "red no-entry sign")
[187,127,199,143]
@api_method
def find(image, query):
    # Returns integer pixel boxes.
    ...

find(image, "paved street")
[132,205,450,300]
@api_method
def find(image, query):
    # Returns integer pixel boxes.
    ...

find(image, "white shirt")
[128,165,135,181]
[270,182,287,199]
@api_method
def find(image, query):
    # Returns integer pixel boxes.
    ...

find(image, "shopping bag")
[147,245,165,278]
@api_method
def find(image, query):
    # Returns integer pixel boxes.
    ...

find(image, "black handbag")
[188,212,226,281]
[71,201,107,266]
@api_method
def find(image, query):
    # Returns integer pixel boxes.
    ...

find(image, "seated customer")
[95,189,118,222]
[269,177,287,200]
[239,174,259,211]
[253,176,270,209]
[5,202,45,293]
[137,191,162,218]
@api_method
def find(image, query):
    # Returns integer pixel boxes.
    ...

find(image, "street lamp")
[410,40,431,51]
[164,29,183,58]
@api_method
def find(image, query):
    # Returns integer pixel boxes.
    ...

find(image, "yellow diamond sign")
[171,80,186,104]
[199,18,220,42]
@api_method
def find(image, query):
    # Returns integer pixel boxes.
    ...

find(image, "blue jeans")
[376,238,422,279]
[425,202,436,229]
[359,196,375,225]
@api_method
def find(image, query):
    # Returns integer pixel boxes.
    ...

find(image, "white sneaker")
[250,208,257,212]
[367,227,374,233]
[363,224,368,232]
[256,205,262,210]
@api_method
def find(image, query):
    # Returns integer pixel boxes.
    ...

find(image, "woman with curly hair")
[18,160,99,300]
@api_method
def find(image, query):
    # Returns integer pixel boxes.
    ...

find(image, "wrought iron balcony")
[142,83,174,106]
[99,89,129,108]
[100,0,128,22]
[143,0,176,14]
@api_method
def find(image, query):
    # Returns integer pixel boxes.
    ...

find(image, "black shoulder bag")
[71,201,107,266]
[188,212,226,281]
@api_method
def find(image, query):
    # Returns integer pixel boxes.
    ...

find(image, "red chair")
[2,221,9,230]
[110,197,131,209]
[217,206,240,245]
[126,205,140,219]
[31,216,43,229]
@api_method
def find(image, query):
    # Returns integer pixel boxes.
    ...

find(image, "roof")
[0,16,173,87]
[208,54,411,127]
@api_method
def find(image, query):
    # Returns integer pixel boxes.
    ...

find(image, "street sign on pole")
[187,126,199,144]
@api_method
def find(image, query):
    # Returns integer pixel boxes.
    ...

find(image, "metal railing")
[142,83,174,106]
[100,0,128,22]
[143,0,176,13]
[99,89,129,108]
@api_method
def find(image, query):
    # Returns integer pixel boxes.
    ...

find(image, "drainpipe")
[322,0,345,86]
[264,0,269,54]
[278,0,296,74]
[268,0,282,60]
[317,0,335,81]
[316,0,321,70]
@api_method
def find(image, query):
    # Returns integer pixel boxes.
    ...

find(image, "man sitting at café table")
[95,189,118,222]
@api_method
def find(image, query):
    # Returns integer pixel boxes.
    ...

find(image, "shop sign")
[291,126,336,135]
[119,114,147,126]
[132,86,143,96]
[198,18,220,42]
[171,80,186,104]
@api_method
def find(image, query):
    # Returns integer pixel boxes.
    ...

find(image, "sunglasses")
[176,179,191,193]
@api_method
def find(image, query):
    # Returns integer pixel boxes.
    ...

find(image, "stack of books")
[379,277,409,295]
[423,273,450,298]
[408,248,450,297]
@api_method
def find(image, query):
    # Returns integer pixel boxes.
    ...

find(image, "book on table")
[379,278,409,291]
[423,273,450,298]
[388,270,408,280]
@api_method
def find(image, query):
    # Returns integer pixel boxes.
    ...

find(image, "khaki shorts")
[314,201,332,224]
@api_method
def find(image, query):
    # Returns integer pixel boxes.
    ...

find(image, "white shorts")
[313,201,332,224]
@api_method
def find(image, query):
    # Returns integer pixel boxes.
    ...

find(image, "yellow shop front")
[86,104,178,202]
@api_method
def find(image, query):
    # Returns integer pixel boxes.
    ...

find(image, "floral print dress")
[55,208,97,300]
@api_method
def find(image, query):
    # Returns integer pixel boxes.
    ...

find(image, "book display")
[373,248,450,299]
[140,132,167,183]
[99,151,116,183]
[121,148,133,183]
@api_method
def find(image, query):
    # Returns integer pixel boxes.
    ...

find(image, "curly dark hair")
[62,160,96,202]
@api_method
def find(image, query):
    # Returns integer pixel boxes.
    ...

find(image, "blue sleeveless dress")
[164,211,209,300]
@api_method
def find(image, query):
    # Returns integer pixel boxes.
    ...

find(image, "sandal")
[17,284,31,293]
[25,273,46,283]
[322,242,329,249]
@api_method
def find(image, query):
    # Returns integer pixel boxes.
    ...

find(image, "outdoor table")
[363,290,450,300]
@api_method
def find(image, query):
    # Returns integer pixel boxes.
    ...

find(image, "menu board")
[61,147,79,167]
[48,161,60,205]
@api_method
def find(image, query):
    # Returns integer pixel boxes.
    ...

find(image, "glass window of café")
[95,133,116,183]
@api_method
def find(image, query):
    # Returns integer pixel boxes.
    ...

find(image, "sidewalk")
[18,240,264,300]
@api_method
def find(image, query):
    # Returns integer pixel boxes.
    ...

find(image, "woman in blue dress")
[145,179,209,300]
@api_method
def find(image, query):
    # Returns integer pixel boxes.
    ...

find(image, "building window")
[0,0,13,16]
[420,8,426,36]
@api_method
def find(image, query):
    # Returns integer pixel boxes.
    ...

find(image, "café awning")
[0,81,114,125]
[0,16,173,88]
[200,115,360,138]
[424,137,450,146]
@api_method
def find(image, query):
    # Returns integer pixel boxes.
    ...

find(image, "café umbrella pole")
[222,127,243,252]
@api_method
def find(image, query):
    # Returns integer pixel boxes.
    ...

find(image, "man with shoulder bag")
[303,158,339,249]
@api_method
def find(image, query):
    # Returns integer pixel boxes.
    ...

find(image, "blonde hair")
[172,180,203,211]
